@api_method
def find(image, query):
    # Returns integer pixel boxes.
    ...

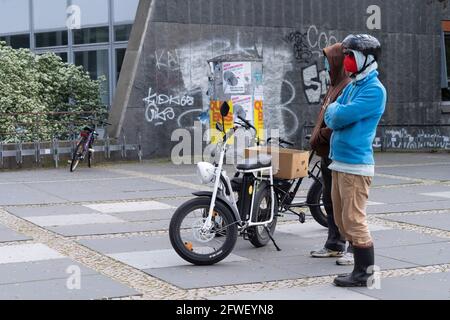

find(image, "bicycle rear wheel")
[70,141,86,172]
[248,181,278,248]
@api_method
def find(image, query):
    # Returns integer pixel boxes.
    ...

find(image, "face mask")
[344,55,358,74]
[324,57,330,72]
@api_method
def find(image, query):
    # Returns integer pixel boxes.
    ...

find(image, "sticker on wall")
[231,95,253,123]
[223,62,251,94]
[254,100,265,142]
[210,100,234,144]
[254,85,264,102]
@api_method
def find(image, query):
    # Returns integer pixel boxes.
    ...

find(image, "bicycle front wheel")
[169,197,238,266]
[70,141,86,172]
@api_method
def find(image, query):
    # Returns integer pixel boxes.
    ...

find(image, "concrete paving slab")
[0,244,64,264]
[27,178,194,202]
[107,163,199,176]
[209,284,376,300]
[421,191,450,199]
[78,235,172,254]
[0,168,128,183]
[263,254,417,278]
[109,210,174,222]
[109,249,248,269]
[372,176,415,187]
[380,212,450,232]
[371,229,449,248]
[368,200,450,214]
[0,274,139,300]
[369,185,450,205]
[0,226,32,243]
[48,221,170,236]
[145,260,306,289]
[377,164,450,181]
[377,242,450,266]
[350,272,450,300]
[5,205,98,217]
[0,258,97,285]
[85,201,175,213]
[232,234,321,260]
[0,184,66,206]
[0,230,31,243]
[25,213,124,227]
[374,153,450,166]
[276,222,391,240]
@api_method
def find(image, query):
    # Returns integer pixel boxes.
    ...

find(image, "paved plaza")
[0,153,450,300]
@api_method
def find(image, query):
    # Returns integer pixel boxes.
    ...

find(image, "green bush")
[0,41,107,143]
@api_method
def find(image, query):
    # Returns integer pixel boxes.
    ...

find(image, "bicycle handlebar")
[237,116,256,132]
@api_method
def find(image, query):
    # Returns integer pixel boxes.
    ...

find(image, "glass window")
[33,0,67,31]
[71,0,109,27]
[116,48,126,82]
[35,31,68,48]
[114,0,139,24]
[73,26,109,44]
[0,0,30,34]
[443,34,450,102]
[74,50,110,105]
[114,24,133,42]
[1,34,31,49]
[55,52,68,63]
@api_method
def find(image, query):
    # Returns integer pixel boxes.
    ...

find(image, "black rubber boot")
[334,246,375,287]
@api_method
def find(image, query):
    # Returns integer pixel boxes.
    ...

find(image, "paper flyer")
[231,95,254,123]
[223,62,251,94]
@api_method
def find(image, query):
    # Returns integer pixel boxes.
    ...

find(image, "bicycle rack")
[0,134,143,169]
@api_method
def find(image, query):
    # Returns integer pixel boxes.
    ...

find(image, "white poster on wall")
[232,95,254,123]
[223,62,251,94]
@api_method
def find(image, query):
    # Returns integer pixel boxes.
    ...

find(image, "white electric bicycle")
[169,102,279,266]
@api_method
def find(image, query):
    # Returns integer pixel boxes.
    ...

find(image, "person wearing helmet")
[309,43,353,264]
[325,34,387,288]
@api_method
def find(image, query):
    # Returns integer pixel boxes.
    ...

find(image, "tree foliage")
[0,41,107,143]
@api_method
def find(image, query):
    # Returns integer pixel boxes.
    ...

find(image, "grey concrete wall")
[109,0,450,158]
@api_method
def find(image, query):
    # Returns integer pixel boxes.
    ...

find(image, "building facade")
[2,0,450,157]
[0,0,140,105]
[106,0,450,158]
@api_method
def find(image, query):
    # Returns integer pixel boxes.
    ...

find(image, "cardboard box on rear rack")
[244,147,309,180]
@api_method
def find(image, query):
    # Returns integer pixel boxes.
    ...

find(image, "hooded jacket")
[325,70,387,166]
[310,43,351,158]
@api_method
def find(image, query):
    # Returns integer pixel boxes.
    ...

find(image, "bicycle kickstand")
[264,226,282,252]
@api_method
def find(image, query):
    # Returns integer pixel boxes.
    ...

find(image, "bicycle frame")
[202,129,276,232]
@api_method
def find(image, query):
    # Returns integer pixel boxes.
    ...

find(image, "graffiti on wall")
[284,31,312,63]
[144,26,340,136]
[143,87,195,126]
[155,49,181,71]
[285,26,338,63]
[302,63,330,104]
[373,128,450,150]
[145,34,298,138]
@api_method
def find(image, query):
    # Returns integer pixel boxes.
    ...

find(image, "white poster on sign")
[223,62,251,94]
[232,95,254,123]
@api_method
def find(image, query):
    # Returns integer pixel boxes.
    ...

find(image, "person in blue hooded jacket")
[325,34,387,288]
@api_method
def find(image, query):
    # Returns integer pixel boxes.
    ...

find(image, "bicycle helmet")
[342,34,381,61]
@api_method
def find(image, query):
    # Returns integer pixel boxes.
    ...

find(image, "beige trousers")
[331,171,373,247]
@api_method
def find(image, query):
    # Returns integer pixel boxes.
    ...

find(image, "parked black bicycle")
[70,117,111,172]
[230,116,327,228]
